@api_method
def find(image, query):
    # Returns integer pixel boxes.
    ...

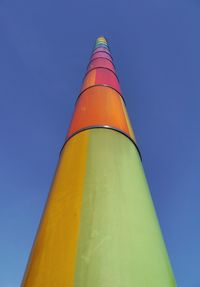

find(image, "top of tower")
[95,36,108,49]
[66,35,137,150]
[96,36,107,44]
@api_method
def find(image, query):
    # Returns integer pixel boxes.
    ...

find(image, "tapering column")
[21,36,176,286]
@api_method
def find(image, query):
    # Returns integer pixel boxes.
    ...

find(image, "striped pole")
[21,36,176,286]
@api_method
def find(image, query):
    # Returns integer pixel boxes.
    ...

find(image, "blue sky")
[0,0,199,286]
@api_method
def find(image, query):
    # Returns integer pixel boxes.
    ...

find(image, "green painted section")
[95,43,108,48]
[74,129,176,287]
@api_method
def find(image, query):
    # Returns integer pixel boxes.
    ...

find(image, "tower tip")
[96,36,108,45]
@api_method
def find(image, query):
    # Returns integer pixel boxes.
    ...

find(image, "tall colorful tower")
[21,36,176,286]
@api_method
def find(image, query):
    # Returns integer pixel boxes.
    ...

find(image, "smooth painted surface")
[75,129,176,286]
[92,47,110,53]
[91,51,112,61]
[81,68,121,93]
[94,43,108,49]
[67,86,135,141]
[96,36,107,44]
[21,129,176,286]
[82,36,122,106]
[88,58,115,73]
[21,132,89,286]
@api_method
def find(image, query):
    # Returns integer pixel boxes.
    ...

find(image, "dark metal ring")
[60,126,142,161]
[87,57,115,69]
[92,50,113,59]
[75,84,125,105]
[93,46,110,53]
[82,67,120,82]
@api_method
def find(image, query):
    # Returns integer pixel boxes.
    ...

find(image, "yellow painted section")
[120,97,136,141]
[96,36,107,44]
[21,132,89,287]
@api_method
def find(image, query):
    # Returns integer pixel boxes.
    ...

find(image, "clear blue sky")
[0,0,199,286]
